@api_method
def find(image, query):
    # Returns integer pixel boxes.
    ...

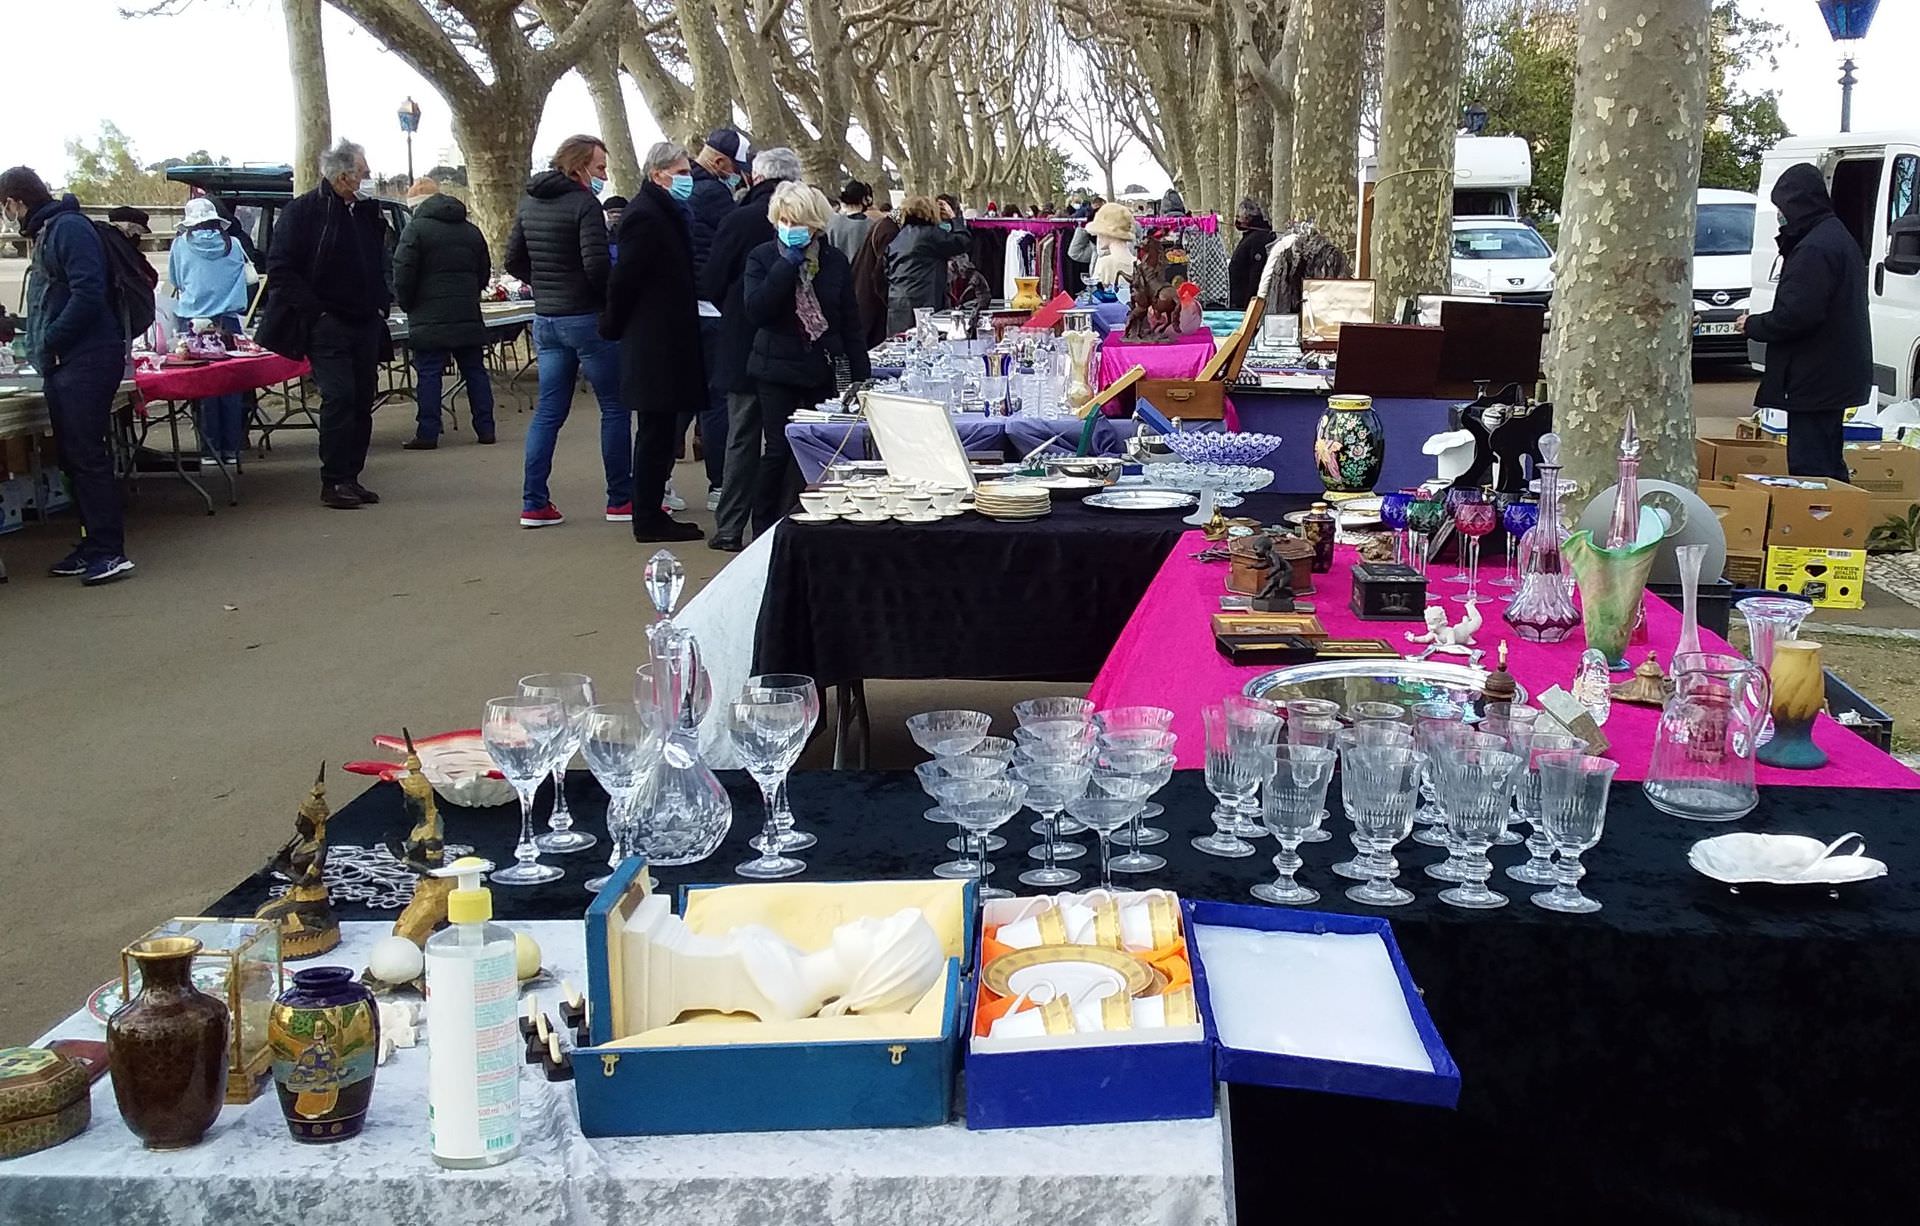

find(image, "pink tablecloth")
[1088,532,1920,789]
[1097,333,1238,429]
[135,353,311,404]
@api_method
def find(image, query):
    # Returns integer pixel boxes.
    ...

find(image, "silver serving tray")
[1243,659,1526,708]
[1084,489,1197,512]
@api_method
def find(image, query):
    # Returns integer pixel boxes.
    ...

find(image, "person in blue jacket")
[0,166,134,584]
[168,196,253,464]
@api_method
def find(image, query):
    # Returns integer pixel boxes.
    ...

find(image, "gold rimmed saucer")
[981,944,1153,999]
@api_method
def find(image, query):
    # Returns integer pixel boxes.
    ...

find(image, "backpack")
[89,219,159,341]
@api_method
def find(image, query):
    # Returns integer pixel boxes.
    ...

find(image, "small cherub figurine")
[1405,602,1483,658]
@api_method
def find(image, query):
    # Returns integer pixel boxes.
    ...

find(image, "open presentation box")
[964,892,1459,1129]
[576,863,976,1135]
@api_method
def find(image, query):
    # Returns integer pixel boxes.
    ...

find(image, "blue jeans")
[699,316,729,490]
[523,313,630,512]
[194,312,247,456]
[414,345,495,440]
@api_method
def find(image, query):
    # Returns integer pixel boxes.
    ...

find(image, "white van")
[1691,188,1756,357]
[1749,133,1920,403]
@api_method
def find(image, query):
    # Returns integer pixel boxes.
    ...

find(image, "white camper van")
[1691,188,1757,357]
[1748,133,1920,403]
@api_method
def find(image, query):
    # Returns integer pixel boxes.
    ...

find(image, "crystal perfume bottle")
[1502,432,1580,642]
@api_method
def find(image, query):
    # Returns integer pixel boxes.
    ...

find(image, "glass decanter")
[1503,432,1580,643]
[644,634,733,865]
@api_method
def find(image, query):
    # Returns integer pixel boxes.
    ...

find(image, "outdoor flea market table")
[128,353,310,511]
[7,768,1914,1223]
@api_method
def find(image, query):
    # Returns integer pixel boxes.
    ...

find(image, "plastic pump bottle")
[425,857,521,1167]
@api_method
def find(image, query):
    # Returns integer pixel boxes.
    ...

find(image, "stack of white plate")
[972,481,1052,522]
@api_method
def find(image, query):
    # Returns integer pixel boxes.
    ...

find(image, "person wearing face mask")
[602,141,709,542]
[1228,198,1277,309]
[743,182,870,528]
[0,165,135,583]
[884,195,970,335]
[257,139,394,511]
[168,196,253,463]
[685,129,749,512]
[505,133,629,527]
[1737,162,1873,480]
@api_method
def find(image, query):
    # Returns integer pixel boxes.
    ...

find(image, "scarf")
[794,240,828,343]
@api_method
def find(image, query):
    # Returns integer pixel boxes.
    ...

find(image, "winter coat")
[743,239,871,390]
[22,195,122,370]
[852,213,901,347]
[256,181,392,359]
[504,170,609,318]
[392,194,491,351]
[602,180,707,416]
[700,178,781,394]
[1747,162,1875,413]
[685,163,738,284]
[168,226,250,321]
[886,219,970,317]
[1228,226,1277,309]
[825,211,873,264]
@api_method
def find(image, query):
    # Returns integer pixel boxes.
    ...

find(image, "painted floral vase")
[267,966,380,1142]
[107,937,229,1150]
[1313,394,1385,497]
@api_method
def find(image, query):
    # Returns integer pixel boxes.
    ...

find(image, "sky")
[7,0,1915,199]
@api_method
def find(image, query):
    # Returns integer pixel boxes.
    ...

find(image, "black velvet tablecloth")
[213,769,1920,1225]
[751,493,1306,686]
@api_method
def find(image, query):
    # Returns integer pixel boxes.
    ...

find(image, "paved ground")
[0,338,1905,1042]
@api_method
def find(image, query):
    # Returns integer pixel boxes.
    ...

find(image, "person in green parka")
[393,178,496,448]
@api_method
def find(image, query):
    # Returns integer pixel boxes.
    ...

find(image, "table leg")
[832,680,871,769]
[164,400,215,515]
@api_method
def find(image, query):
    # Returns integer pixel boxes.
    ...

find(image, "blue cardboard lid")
[1183,899,1460,1110]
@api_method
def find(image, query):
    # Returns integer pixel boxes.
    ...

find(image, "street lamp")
[397,96,422,182]
[1816,1,1879,133]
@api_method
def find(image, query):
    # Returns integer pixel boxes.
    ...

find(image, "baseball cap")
[704,129,753,174]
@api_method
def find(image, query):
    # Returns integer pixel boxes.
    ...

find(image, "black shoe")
[708,536,744,553]
[348,483,380,504]
[633,515,703,543]
[321,483,363,509]
[403,436,438,450]
[475,432,497,445]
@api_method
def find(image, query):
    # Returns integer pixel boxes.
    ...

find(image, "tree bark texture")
[1546,0,1710,497]
[1271,9,1300,221]
[453,107,541,268]
[1372,0,1462,314]
[283,0,331,195]
[1290,0,1364,257]
[580,45,641,196]
[1239,68,1273,210]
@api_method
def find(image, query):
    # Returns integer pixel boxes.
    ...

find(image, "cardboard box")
[1845,442,1920,497]
[1698,483,1770,555]
[1764,546,1866,610]
[1735,474,1872,549]
[1697,436,1789,481]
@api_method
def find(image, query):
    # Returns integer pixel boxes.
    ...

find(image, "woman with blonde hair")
[884,193,969,334]
[741,182,870,529]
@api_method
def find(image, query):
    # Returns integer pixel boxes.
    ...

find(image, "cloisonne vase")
[1313,394,1385,498]
[268,966,380,1142]
[107,938,229,1150]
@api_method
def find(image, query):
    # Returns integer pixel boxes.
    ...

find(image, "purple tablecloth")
[785,417,1135,482]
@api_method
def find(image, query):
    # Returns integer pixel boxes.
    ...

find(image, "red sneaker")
[520,503,566,528]
[605,502,635,522]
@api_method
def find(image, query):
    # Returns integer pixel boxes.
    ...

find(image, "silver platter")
[1084,489,1198,512]
[1243,659,1527,708]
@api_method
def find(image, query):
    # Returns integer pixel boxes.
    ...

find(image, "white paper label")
[426,945,521,1161]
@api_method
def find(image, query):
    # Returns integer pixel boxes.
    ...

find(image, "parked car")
[1449,218,1555,309]
[1691,187,1757,357]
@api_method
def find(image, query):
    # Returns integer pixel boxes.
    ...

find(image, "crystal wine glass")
[1341,745,1425,907]
[579,703,665,893]
[1380,488,1415,567]
[1064,795,1144,891]
[517,672,599,855]
[731,691,810,879]
[1196,703,1281,857]
[1452,495,1498,604]
[1531,752,1618,913]
[1473,717,1535,846]
[1507,731,1589,885]
[1093,748,1172,873]
[1328,723,1413,878]
[1405,491,1446,577]
[1346,701,1408,726]
[482,695,568,886]
[948,779,1028,902]
[1253,745,1338,906]
[1431,742,1523,909]
[1222,696,1283,839]
[1100,730,1176,847]
[1012,760,1091,887]
[907,710,993,757]
[1496,497,1539,589]
[1409,700,1466,848]
[745,674,820,852]
[1424,728,1504,882]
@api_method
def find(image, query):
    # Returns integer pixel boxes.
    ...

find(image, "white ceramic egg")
[369,935,426,984]
[515,931,542,981]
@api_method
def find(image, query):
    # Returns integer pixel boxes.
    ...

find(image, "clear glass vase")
[1736,595,1815,745]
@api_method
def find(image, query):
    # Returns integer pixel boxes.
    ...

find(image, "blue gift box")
[573,860,977,1136]
[964,893,1458,1129]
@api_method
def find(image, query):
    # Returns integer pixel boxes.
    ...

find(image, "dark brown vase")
[106,937,229,1150]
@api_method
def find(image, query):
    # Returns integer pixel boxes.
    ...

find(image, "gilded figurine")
[387,731,455,946]
[257,764,341,959]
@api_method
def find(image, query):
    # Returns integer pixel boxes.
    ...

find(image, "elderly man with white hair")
[257,139,394,509]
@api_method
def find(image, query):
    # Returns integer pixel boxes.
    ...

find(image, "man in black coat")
[1740,162,1874,480]
[259,139,393,510]
[685,129,749,509]
[604,142,708,543]
[1228,199,1277,310]
[699,147,802,551]
[393,187,494,448]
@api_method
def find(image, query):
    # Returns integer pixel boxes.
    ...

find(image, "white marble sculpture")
[1406,602,1483,658]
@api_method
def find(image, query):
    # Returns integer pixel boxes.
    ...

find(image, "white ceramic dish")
[1085,489,1196,512]
[1687,832,1887,887]
[790,512,840,523]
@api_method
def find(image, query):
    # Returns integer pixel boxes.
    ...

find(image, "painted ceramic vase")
[1756,640,1828,769]
[107,938,229,1150]
[1313,395,1385,497]
[268,966,380,1142]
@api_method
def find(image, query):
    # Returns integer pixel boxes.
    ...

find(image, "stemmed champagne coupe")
[517,673,599,854]
[1012,759,1091,887]
[948,779,1028,901]
[482,695,569,886]
[1064,795,1143,891]
[1094,748,1173,873]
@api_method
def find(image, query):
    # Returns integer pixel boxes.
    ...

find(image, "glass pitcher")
[1644,652,1773,822]
[642,634,733,865]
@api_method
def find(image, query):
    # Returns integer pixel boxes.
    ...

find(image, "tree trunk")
[1271,11,1301,221]
[1240,68,1273,211]
[581,46,641,197]
[452,104,540,270]
[1372,0,1462,316]
[1546,0,1711,497]
[1102,161,1118,201]
[1290,0,1364,256]
[283,0,331,194]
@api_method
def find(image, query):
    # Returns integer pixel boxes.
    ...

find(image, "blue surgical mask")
[725,173,743,190]
[938,221,953,231]
[668,174,693,201]
[777,224,811,249]
[590,176,607,196]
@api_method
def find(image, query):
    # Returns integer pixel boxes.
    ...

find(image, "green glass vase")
[1562,525,1661,671]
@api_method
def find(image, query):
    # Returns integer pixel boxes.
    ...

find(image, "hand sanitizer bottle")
[425,857,521,1167]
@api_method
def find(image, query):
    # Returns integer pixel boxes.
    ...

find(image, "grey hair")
[319,140,366,179]
[643,141,691,177]
[753,147,804,185]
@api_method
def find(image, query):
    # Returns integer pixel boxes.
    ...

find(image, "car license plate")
[1694,321,1737,336]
